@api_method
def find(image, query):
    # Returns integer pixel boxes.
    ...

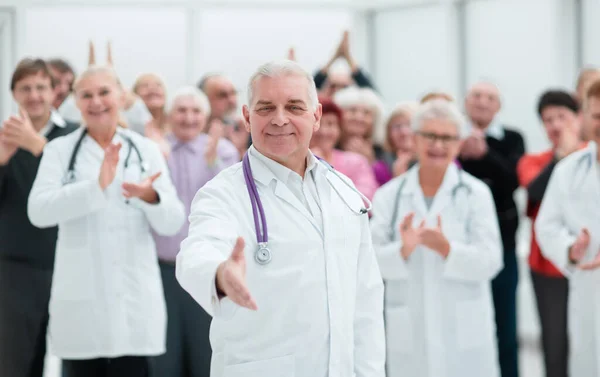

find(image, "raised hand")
[98,142,122,190]
[216,237,258,310]
[392,152,413,177]
[556,121,581,159]
[205,120,224,165]
[122,172,161,204]
[420,215,451,258]
[399,212,424,260]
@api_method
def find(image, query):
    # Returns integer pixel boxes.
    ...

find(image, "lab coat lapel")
[401,166,428,221]
[249,153,323,238]
[428,164,460,218]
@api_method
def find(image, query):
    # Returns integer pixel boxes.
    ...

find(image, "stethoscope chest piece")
[254,243,272,265]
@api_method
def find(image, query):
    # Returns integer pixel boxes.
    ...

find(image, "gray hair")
[73,65,121,92]
[385,101,419,126]
[247,59,318,111]
[333,86,386,144]
[167,86,211,118]
[412,99,468,139]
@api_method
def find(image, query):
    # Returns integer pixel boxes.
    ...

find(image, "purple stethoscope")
[242,151,372,265]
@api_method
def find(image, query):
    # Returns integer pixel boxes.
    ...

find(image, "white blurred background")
[1,0,598,375]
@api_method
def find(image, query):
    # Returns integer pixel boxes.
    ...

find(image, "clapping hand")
[399,213,424,260]
[216,237,258,310]
[98,143,122,190]
[122,172,161,204]
[420,215,451,258]
[1,109,46,156]
[205,120,224,166]
[399,214,450,259]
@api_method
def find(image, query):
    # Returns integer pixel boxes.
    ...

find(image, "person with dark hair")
[0,57,78,377]
[47,58,76,110]
[517,89,584,377]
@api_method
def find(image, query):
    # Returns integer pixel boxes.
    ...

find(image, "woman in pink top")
[310,97,378,200]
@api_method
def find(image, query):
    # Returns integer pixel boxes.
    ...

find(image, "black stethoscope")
[389,168,472,229]
[62,128,147,185]
[242,151,372,266]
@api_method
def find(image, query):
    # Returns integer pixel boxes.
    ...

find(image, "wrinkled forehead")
[251,75,311,107]
[171,95,203,112]
[75,72,119,92]
[468,82,500,99]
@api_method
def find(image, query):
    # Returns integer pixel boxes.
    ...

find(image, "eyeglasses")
[417,131,460,144]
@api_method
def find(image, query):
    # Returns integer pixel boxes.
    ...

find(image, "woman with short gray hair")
[370,99,503,377]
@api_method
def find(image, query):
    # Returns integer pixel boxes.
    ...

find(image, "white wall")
[2,2,363,118]
[464,0,578,154]
[372,3,461,109]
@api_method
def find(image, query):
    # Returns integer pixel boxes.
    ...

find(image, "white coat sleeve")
[354,215,386,377]
[176,175,239,318]
[370,181,410,280]
[442,184,504,282]
[534,164,577,276]
[127,141,185,236]
[28,140,109,228]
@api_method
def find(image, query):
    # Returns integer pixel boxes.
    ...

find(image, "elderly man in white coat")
[535,79,600,377]
[370,99,503,377]
[176,59,385,377]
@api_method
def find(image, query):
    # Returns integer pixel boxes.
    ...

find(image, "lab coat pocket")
[223,354,295,377]
[456,299,490,350]
[384,306,412,354]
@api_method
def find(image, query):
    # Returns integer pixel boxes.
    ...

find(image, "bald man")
[197,74,238,123]
[458,81,525,377]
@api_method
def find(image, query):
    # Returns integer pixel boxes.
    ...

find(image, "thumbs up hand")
[216,237,258,310]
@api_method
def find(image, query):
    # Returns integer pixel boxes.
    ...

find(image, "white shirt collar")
[39,110,67,137]
[248,145,318,183]
[467,119,505,140]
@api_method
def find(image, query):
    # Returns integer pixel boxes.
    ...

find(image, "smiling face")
[415,118,462,171]
[135,74,166,112]
[75,71,122,132]
[169,95,207,142]
[243,74,321,169]
[12,71,55,121]
[465,82,501,128]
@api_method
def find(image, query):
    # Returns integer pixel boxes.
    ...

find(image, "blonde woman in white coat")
[28,65,185,377]
[370,99,503,377]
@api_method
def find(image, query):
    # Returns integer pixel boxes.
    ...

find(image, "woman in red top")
[517,90,584,377]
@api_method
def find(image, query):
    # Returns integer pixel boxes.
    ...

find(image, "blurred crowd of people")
[1,30,600,377]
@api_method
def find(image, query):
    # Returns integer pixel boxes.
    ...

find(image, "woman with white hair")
[152,86,239,377]
[333,86,385,162]
[370,99,503,377]
[372,101,419,185]
[27,65,185,377]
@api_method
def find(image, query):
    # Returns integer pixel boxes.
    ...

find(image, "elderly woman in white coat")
[27,65,185,377]
[370,99,503,377]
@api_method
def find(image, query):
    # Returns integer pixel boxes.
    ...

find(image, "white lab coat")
[27,127,185,359]
[535,141,600,377]
[176,146,385,377]
[370,164,503,377]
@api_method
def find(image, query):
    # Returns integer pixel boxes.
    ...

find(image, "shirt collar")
[467,119,505,140]
[39,110,67,137]
[248,145,318,184]
[168,133,206,154]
